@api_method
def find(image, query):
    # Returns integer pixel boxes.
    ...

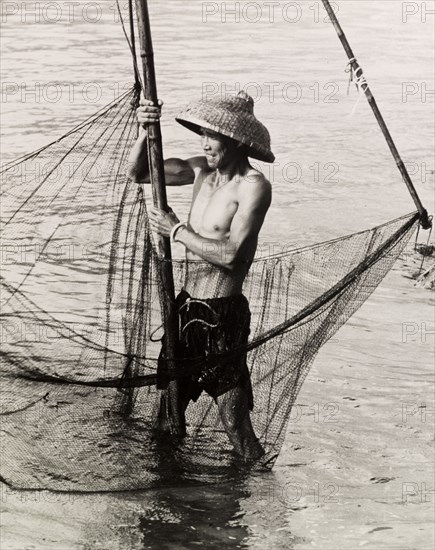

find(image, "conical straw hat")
[176,91,275,163]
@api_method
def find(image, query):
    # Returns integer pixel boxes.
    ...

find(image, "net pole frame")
[134,0,184,433]
[321,0,431,230]
[128,0,141,88]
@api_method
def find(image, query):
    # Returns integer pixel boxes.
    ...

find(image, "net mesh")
[0,86,418,491]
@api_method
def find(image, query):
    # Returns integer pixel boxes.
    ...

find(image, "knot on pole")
[419,210,432,230]
[345,59,368,117]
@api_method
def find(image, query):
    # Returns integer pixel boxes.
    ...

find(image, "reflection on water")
[75,475,303,550]
[138,484,253,549]
[1,474,306,549]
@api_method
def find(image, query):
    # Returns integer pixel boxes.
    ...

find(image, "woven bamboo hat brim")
[176,91,275,163]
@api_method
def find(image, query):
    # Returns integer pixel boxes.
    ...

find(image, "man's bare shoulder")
[163,156,210,185]
[239,169,272,207]
[186,156,210,172]
[165,156,208,171]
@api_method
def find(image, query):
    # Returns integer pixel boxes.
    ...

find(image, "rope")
[179,298,220,339]
[115,0,143,93]
[345,58,368,117]
[416,219,433,277]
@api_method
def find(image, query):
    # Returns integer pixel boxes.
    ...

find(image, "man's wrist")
[174,225,188,243]
[170,222,187,243]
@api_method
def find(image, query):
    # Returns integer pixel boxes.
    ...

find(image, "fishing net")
[0,85,419,491]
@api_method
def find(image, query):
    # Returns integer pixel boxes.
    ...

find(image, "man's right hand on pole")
[136,98,163,128]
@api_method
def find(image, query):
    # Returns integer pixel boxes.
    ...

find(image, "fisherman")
[127,91,275,461]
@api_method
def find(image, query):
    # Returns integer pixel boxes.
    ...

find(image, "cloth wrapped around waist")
[157,289,253,407]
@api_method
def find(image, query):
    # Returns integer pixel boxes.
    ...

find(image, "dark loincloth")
[157,289,254,410]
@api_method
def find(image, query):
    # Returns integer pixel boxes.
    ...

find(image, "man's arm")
[126,128,195,185]
[127,98,198,185]
[149,175,272,269]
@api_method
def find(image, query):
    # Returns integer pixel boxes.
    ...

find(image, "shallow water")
[1,0,434,548]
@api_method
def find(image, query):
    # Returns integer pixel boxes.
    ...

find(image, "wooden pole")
[321,0,431,230]
[128,0,141,88]
[135,0,184,434]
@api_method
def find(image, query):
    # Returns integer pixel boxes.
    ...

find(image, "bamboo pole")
[128,0,141,88]
[135,0,184,434]
[321,0,431,230]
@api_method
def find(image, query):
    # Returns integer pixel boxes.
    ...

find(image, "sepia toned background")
[1,1,434,548]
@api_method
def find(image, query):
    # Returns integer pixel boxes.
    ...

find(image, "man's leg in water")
[154,380,187,437]
[216,385,264,460]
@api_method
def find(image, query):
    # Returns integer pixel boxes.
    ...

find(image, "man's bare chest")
[189,175,239,235]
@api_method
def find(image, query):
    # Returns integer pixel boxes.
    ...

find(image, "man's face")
[200,128,235,170]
